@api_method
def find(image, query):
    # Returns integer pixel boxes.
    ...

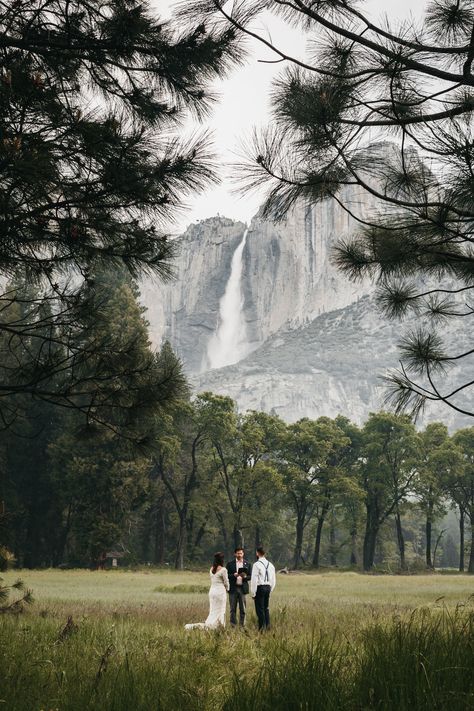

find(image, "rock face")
[193,295,473,428]
[141,217,246,373]
[193,295,391,423]
[242,183,377,347]
[141,189,473,427]
[143,186,378,373]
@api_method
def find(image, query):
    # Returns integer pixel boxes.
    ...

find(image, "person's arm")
[222,567,230,591]
[250,561,258,597]
[270,563,276,592]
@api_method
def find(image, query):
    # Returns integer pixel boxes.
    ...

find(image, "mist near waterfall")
[207,228,250,370]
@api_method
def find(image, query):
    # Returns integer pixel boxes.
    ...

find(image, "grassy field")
[1,569,474,710]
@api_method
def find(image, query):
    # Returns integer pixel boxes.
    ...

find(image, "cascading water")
[206,228,250,369]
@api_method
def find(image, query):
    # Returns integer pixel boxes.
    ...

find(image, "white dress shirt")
[236,558,243,585]
[250,556,276,597]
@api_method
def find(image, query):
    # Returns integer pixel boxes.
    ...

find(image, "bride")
[185,552,230,630]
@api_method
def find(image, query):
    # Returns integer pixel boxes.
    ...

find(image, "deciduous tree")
[209,408,285,550]
[415,422,462,568]
[359,412,418,571]
[450,427,474,572]
[279,417,349,568]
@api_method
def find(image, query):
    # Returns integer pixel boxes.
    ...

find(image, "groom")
[250,546,276,631]
[226,547,252,627]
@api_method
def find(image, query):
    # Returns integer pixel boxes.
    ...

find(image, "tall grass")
[223,606,474,711]
[2,572,474,710]
[355,605,474,710]
[222,635,345,711]
[2,607,474,710]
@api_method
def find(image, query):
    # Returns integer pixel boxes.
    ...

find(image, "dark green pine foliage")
[0,281,64,566]
[46,268,187,567]
[66,267,187,439]
[0,0,240,422]
[191,0,474,418]
[0,271,172,567]
[0,578,33,613]
[0,269,187,567]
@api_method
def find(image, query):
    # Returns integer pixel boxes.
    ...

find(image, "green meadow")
[1,570,474,710]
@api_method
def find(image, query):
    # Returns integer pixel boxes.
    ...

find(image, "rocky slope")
[141,217,246,373]
[140,186,473,427]
[142,186,379,373]
[192,295,473,428]
[242,183,378,346]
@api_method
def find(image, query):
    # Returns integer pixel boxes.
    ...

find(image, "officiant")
[226,547,252,627]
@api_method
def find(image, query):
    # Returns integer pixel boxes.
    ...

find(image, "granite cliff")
[143,185,378,371]
[141,190,471,426]
[193,295,472,428]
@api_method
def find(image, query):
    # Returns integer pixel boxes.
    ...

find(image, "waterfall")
[310,204,316,283]
[207,228,249,369]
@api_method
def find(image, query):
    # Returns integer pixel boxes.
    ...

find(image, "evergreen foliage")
[0,577,33,613]
[0,0,239,424]
[187,0,474,418]
[0,267,187,567]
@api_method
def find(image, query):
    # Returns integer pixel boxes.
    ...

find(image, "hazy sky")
[159,0,426,232]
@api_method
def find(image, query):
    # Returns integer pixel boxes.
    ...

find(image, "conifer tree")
[0,0,239,422]
[190,0,474,417]
[46,270,185,567]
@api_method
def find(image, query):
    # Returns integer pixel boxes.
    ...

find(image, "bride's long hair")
[211,551,224,574]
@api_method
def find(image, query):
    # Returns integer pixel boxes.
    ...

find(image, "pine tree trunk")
[154,504,165,565]
[350,527,358,566]
[233,527,243,550]
[425,488,434,568]
[312,516,325,568]
[312,502,330,568]
[254,525,261,552]
[459,507,465,572]
[175,515,186,570]
[0,500,5,541]
[329,511,337,566]
[214,510,229,556]
[141,517,151,563]
[53,504,72,567]
[468,519,474,574]
[293,516,305,569]
[425,512,433,569]
[24,492,42,568]
[395,510,406,570]
[192,522,206,558]
[363,509,378,572]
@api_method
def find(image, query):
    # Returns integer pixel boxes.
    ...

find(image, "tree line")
[1,271,474,573]
[1,0,474,575]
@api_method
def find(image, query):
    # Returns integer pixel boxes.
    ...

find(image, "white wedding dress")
[184,567,230,630]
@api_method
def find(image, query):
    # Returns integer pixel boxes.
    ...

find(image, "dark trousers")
[229,589,247,626]
[254,585,271,630]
